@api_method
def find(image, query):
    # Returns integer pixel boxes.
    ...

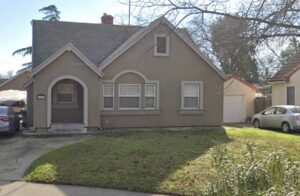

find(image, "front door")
[51,79,83,124]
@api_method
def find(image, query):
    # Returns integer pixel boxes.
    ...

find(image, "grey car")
[0,106,20,136]
[252,105,300,133]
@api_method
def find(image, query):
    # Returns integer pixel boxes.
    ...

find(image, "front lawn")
[24,127,300,195]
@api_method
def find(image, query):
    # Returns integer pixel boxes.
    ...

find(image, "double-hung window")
[56,83,75,104]
[145,84,156,109]
[103,84,114,109]
[181,81,202,110]
[154,34,169,56]
[119,84,141,109]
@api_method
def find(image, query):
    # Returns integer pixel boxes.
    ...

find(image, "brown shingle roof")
[269,51,300,82]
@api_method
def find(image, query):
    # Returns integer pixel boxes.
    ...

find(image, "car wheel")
[253,119,260,128]
[281,122,290,133]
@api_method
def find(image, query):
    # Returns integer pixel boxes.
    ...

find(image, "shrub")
[202,143,300,196]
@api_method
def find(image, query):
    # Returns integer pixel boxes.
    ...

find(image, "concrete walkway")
[0,181,164,196]
[0,134,91,181]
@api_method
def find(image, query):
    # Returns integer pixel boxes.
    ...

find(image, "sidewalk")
[0,181,165,196]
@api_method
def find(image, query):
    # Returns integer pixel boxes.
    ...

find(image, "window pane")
[119,85,140,96]
[145,84,156,96]
[157,36,167,54]
[275,107,286,115]
[145,97,155,109]
[120,97,139,108]
[104,97,113,109]
[184,97,198,108]
[264,108,275,115]
[57,94,73,103]
[184,84,199,97]
[287,87,295,105]
[57,83,74,94]
[104,84,114,96]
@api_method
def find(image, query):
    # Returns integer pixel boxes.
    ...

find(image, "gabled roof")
[226,74,257,91]
[99,17,226,79]
[32,20,141,68]
[32,43,103,77]
[32,18,225,79]
[269,51,300,82]
[0,67,31,89]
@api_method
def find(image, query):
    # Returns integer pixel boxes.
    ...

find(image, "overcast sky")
[0,0,130,75]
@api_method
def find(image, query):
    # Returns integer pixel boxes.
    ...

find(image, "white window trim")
[145,84,156,110]
[119,84,141,110]
[154,33,170,56]
[181,81,203,110]
[103,84,114,110]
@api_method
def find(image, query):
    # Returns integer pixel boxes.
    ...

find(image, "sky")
[0,0,130,76]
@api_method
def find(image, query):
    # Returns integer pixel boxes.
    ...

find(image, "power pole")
[128,0,131,26]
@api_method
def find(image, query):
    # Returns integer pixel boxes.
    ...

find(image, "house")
[0,67,31,91]
[25,14,226,131]
[224,75,257,123]
[269,52,300,106]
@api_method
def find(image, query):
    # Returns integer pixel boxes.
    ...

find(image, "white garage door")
[224,95,245,123]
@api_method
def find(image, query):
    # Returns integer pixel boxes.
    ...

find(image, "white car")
[252,105,300,133]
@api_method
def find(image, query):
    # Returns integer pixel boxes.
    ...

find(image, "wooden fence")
[255,96,272,113]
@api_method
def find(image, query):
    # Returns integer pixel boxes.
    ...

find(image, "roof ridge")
[32,19,142,28]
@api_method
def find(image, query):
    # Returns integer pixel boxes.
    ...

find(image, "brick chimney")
[101,13,113,25]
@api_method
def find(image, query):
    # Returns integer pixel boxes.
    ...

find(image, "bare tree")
[127,0,300,39]
[121,0,300,82]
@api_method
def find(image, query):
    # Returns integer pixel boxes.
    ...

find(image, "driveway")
[0,134,91,182]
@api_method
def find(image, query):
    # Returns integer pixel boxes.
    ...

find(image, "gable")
[99,18,225,80]
[31,43,102,77]
[0,70,31,91]
[224,77,256,95]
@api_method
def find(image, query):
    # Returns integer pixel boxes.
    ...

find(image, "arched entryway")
[47,75,88,127]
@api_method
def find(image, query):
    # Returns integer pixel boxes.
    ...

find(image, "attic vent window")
[154,34,169,56]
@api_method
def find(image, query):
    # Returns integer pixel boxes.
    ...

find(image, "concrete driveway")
[0,134,91,182]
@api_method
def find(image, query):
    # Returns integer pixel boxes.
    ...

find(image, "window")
[154,34,169,56]
[103,84,114,109]
[145,84,156,109]
[181,81,202,109]
[56,83,75,103]
[119,84,140,109]
[275,107,286,115]
[263,107,275,115]
[287,86,295,105]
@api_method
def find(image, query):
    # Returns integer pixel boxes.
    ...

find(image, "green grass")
[24,127,300,195]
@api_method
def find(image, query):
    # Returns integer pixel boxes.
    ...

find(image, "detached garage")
[224,75,257,123]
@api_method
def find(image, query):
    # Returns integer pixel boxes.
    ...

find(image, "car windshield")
[290,107,300,114]
[0,107,8,116]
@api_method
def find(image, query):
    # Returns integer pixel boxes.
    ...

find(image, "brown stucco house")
[269,51,300,106]
[25,14,226,131]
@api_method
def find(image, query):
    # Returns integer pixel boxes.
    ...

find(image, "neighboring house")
[270,52,300,106]
[224,75,257,123]
[0,67,31,91]
[25,14,226,131]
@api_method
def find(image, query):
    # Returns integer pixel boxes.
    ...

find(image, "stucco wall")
[101,23,224,128]
[32,51,101,129]
[0,71,30,91]
[224,78,256,119]
[26,84,34,127]
[272,69,300,105]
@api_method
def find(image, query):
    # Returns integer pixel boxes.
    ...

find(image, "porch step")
[50,123,85,131]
